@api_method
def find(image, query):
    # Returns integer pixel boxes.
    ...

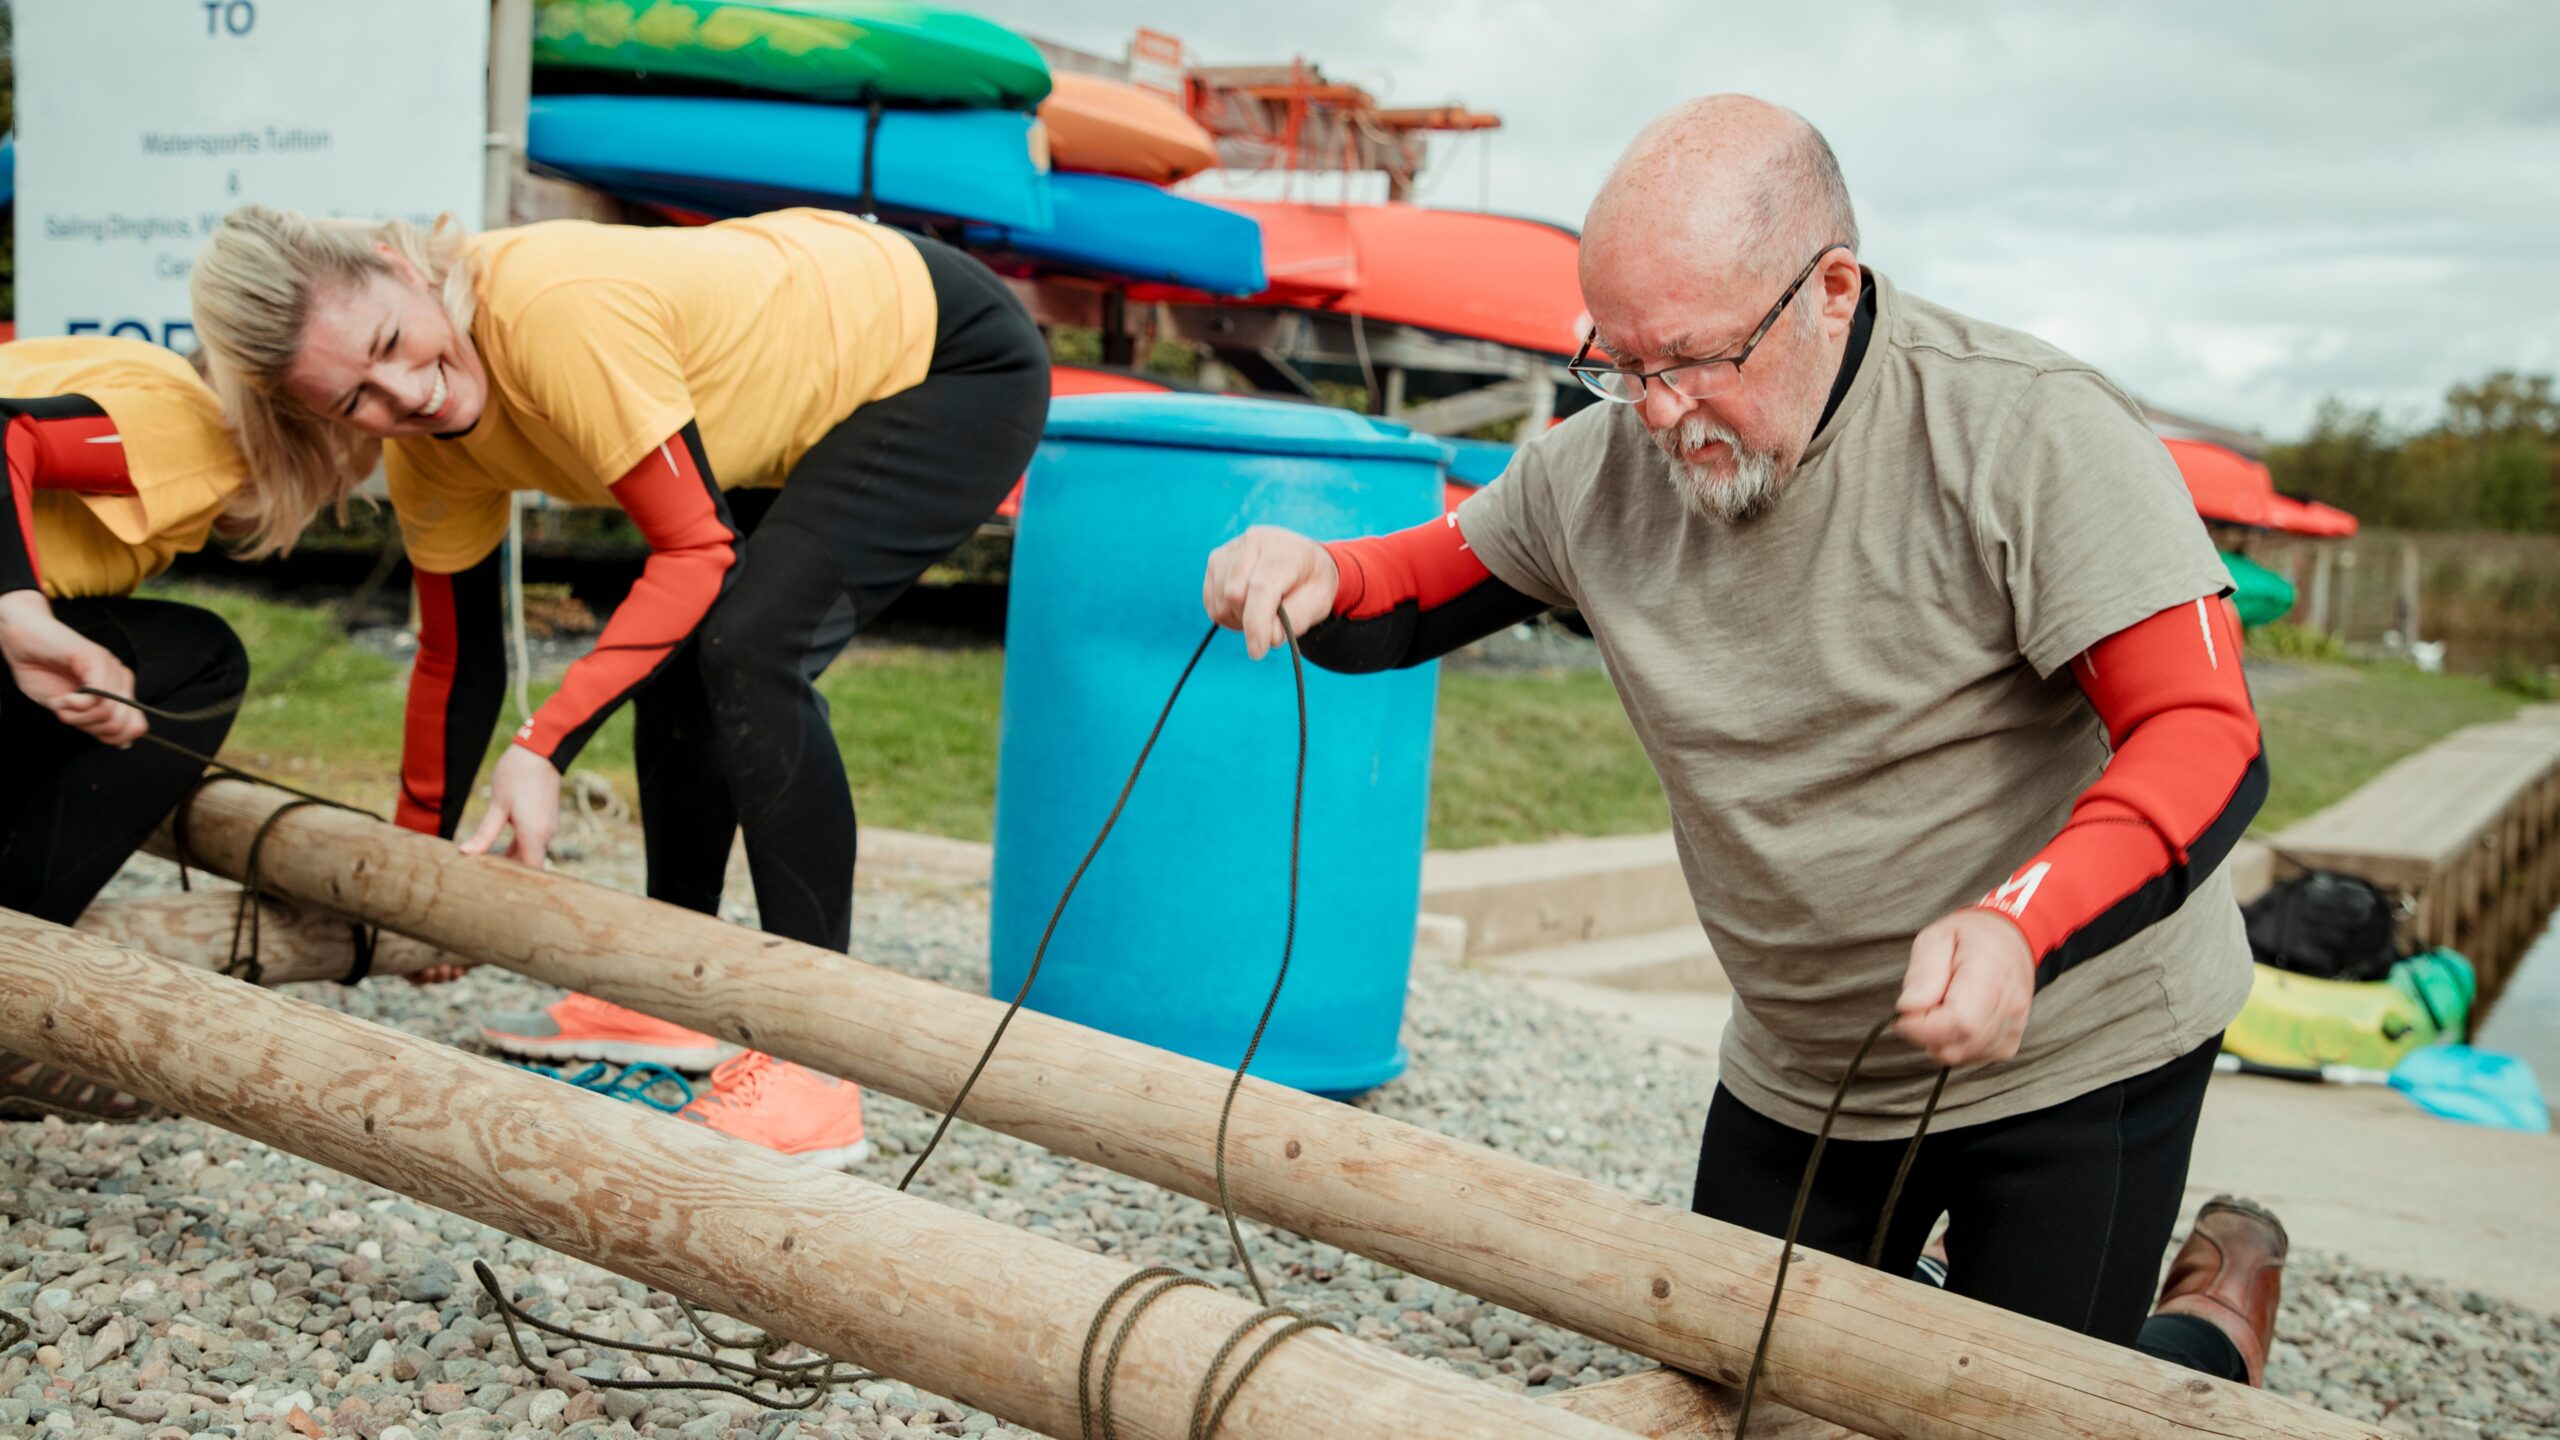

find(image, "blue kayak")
[0,134,13,209]
[964,172,1265,297]
[1441,436,1516,488]
[528,94,1051,232]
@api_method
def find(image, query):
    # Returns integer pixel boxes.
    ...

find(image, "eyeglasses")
[1567,244,1847,404]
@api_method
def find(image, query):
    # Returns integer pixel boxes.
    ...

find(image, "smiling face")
[282,254,487,439]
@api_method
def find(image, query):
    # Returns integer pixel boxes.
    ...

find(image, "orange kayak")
[1039,72,1218,184]
[1138,202,1587,358]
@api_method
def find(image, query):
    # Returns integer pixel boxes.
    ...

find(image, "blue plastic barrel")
[992,394,1448,1096]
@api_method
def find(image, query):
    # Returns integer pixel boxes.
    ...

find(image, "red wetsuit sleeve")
[1,425,39,594]
[1973,595,2268,986]
[512,423,737,769]
[395,551,509,837]
[1323,512,1497,618]
[1301,513,1546,673]
[1,397,136,594]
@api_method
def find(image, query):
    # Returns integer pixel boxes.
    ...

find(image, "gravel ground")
[6,834,2554,1440]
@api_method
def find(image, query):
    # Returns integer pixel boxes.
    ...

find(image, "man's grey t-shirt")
[1457,269,2253,1138]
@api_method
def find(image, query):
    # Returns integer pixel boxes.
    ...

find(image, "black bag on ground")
[2242,869,2403,982]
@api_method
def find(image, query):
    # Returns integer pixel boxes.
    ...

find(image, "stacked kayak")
[1439,435,1514,513]
[964,172,1264,295]
[531,0,1051,230]
[528,2,1267,295]
[966,71,1258,290]
[532,0,1051,107]
[1139,203,1589,357]
[1039,72,1217,183]
[528,94,1052,231]
[2165,436,2361,539]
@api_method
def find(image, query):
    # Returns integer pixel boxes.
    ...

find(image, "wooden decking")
[2270,704,2560,1023]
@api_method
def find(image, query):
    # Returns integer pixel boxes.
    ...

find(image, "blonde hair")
[190,205,479,558]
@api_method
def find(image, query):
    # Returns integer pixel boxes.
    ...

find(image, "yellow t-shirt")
[386,209,937,575]
[0,337,246,600]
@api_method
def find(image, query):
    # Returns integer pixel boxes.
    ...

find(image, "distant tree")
[2442,371,2560,442]
[2268,371,2559,535]
[2479,434,2550,533]
[2442,372,2559,533]
[2269,399,2411,523]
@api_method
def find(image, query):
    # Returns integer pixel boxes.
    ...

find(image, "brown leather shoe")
[0,1050,155,1123]
[2152,1195,2288,1386]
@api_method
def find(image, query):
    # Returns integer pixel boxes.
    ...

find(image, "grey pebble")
[397,1261,460,1305]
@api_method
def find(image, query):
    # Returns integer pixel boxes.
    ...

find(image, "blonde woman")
[192,205,1048,1165]
[0,335,253,1121]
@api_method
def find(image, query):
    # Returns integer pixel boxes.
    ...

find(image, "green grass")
[149,582,2526,850]
[2252,660,2526,833]
[1427,668,1668,848]
[157,581,1670,847]
[819,646,1006,840]
[161,583,413,812]
[166,581,1003,831]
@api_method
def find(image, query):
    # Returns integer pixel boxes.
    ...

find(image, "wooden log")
[158,779,2390,1440]
[0,912,1634,1440]
[1542,1370,1848,1440]
[76,893,458,985]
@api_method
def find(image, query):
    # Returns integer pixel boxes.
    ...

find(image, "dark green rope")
[1730,1016,1950,1440]
[472,1261,870,1410]
[75,687,383,985]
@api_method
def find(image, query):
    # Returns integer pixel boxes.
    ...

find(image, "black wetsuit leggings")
[627,237,1047,952]
[0,597,249,925]
[1690,1036,2246,1381]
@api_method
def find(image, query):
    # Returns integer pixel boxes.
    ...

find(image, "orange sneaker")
[480,992,735,1072]
[678,1052,870,1168]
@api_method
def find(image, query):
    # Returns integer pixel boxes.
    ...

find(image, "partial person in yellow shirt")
[191,205,1049,1167]
[0,336,252,1122]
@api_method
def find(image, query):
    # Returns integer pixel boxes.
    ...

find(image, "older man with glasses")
[1202,93,2290,1387]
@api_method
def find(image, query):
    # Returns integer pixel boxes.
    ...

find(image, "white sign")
[14,0,490,353]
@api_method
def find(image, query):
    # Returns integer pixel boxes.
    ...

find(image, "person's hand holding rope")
[1203,526,1339,661]
[1894,906,2036,1067]
[0,590,147,747]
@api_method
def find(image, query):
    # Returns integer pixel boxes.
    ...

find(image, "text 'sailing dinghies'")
[531,0,1052,108]
[1038,72,1218,184]
[527,94,1052,233]
[965,173,1265,296]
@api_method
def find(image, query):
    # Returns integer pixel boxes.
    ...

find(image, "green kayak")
[2220,549,2296,630]
[533,0,1052,109]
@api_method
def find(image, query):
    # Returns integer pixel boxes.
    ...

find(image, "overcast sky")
[970,0,2560,440]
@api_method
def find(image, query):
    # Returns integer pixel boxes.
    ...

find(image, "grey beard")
[1651,413,1783,523]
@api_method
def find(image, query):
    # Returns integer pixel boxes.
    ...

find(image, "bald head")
[1575,97,1867,523]
[1584,96,1858,289]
